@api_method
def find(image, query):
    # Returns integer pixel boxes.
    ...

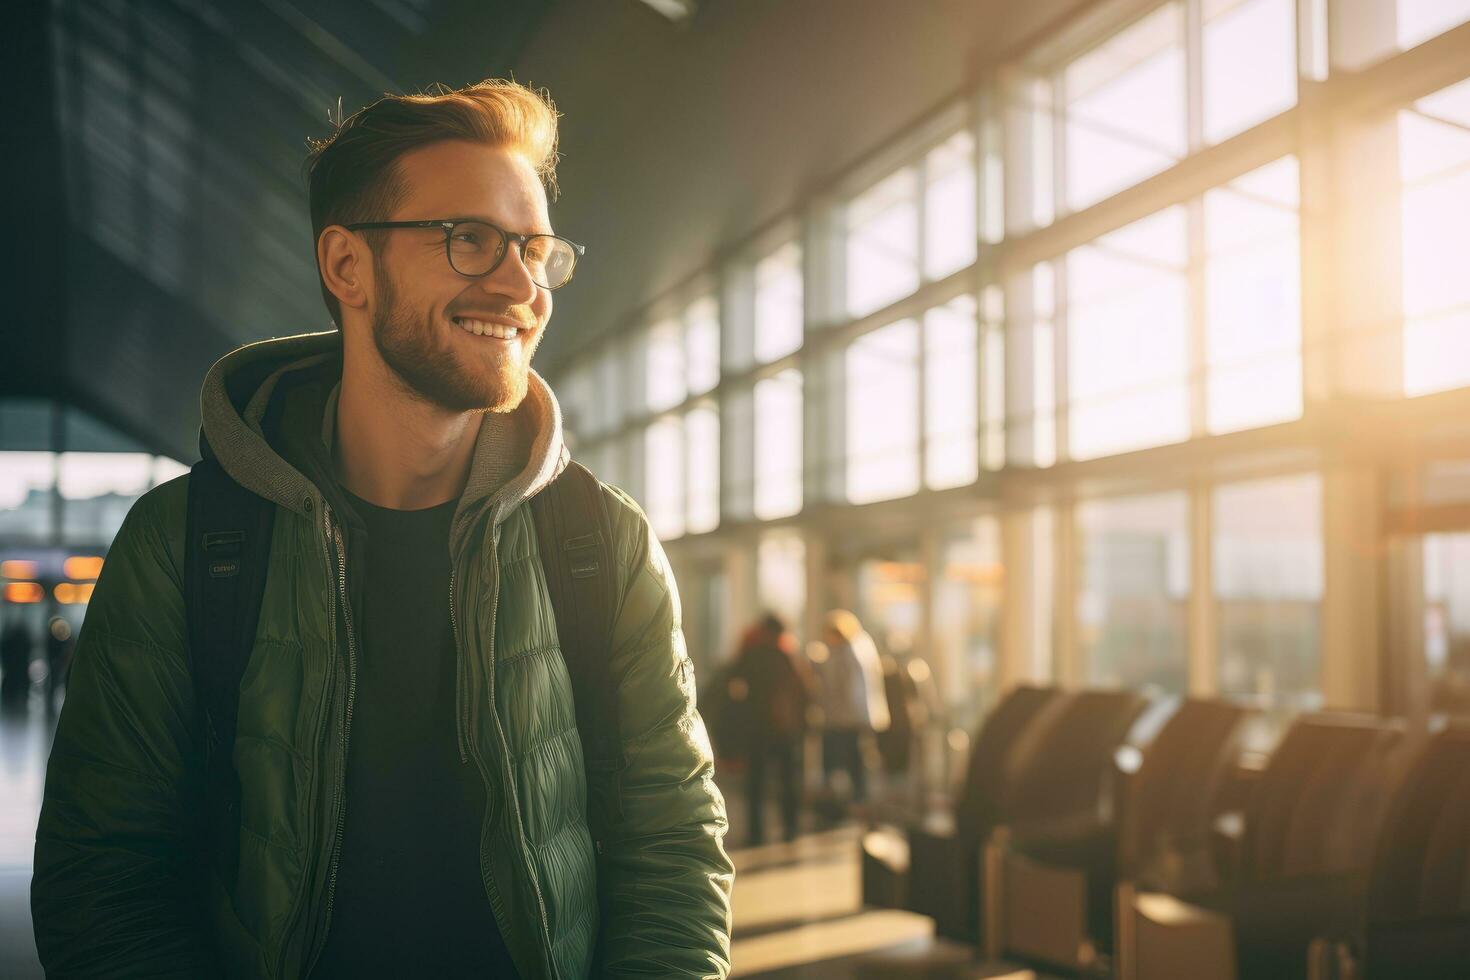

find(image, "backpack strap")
[529,460,627,835]
[183,455,276,886]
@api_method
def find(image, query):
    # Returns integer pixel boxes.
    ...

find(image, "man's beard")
[369,268,538,414]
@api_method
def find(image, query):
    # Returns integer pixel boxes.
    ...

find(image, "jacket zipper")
[453,522,558,978]
[301,504,359,978]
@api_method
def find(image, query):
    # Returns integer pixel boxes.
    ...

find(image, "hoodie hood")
[198,329,569,542]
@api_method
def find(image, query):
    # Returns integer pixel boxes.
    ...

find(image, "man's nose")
[480,242,538,305]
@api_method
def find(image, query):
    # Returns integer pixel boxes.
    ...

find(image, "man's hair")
[304,79,560,326]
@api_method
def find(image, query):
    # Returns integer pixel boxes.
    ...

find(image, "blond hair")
[304,79,561,325]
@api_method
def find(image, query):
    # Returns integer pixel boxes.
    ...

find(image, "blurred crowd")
[704,609,941,845]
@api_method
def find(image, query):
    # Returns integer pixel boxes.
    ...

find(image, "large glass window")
[846,167,920,318]
[753,370,803,520]
[558,364,595,445]
[644,418,685,540]
[1214,473,1324,712]
[0,403,190,553]
[685,296,721,396]
[722,385,755,520]
[981,285,1007,472]
[1044,0,1297,222]
[924,129,978,280]
[644,319,686,413]
[1205,156,1302,432]
[846,320,921,504]
[59,452,155,543]
[686,406,720,534]
[0,452,57,545]
[754,242,804,364]
[1423,531,1470,719]
[925,294,980,490]
[1333,0,1470,70]
[933,516,1003,730]
[757,531,806,629]
[1396,0,1470,50]
[1075,492,1190,692]
[1398,77,1470,396]
[1007,262,1058,468]
[1064,3,1186,212]
[1066,206,1190,459]
[593,351,624,438]
[1202,0,1297,145]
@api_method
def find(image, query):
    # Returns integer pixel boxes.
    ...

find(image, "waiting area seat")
[860,685,1150,945]
[994,698,1253,973]
[1123,713,1409,980]
[1309,723,1470,980]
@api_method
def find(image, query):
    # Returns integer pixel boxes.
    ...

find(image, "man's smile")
[452,315,523,340]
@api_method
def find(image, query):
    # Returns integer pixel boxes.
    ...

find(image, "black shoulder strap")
[529,459,626,831]
[183,455,276,884]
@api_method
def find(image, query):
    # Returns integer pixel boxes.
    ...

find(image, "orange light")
[1,560,39,579]
[64,556,105,580]
[54,582,95,604]
[3,582,44,603]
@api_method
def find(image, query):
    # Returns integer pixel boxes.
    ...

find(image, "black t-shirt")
[311,490,518,978]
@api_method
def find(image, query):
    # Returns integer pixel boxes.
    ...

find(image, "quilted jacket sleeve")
[31,477,217,977]
[593,485,735,978]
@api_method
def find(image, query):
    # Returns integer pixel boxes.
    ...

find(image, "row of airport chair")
[859,685,1470,978]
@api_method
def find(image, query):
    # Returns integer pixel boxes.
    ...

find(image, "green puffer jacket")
[32,330,734,979]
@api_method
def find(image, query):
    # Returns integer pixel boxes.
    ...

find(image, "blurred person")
[33,80,732,979]
[876,649,930,777]
[729,612,815,844]
[0,617,33,714]
[815,609,890,806]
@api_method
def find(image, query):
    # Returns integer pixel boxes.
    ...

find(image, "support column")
[1385,534,1427,730]
[1188,480,1219,696]
[803,529,829,649]
[722,542,758,652]
[1320,464,1384,711]
[1054,501,1079,685]
[1000,505,1055,688]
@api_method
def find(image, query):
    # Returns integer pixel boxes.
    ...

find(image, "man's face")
[365,140,554,414]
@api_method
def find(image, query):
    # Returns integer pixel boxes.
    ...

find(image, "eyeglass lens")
[446,221,577,288]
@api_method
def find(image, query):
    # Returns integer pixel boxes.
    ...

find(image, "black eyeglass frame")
[343,218,585,289]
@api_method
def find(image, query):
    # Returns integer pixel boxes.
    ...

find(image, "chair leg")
[1115,880,1137,980]
[981,826,1009,960]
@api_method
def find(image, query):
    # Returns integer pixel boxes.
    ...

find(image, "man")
[32,79,734,978]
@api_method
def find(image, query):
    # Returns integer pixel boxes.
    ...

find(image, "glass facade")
[546,0,1470,729]
[1076,492,1190,693]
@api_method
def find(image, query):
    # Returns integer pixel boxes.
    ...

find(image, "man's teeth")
[455,317,520,339]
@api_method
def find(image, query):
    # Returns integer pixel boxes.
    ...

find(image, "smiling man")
[32,80,734,979]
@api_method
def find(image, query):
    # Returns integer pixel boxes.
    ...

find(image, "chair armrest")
[1128,890,1237,980]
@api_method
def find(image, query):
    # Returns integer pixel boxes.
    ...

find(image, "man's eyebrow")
[451,214,556,237]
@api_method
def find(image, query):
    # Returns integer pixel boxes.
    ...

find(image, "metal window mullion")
[1186,0,1205,153]
[1055,498,1079,685]
[915,153,931,492]
[1050,70,1070,465]
[1187,195,1209,438]
[1188,479,1218,696]
[1181,0,1205,440]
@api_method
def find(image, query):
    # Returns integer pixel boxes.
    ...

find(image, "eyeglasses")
[344,219,585,290]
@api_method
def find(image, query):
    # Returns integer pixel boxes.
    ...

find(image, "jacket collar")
[198,329,569,539]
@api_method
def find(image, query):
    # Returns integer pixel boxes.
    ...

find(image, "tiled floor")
[0,704,1046,979]
[0,707,49,980]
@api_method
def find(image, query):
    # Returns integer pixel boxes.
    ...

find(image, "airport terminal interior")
[4,0,1470,976]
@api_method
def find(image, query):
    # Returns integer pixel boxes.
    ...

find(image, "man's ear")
[317,225,370,313]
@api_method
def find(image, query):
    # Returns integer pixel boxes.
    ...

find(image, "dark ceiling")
[2,0,1080,461]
